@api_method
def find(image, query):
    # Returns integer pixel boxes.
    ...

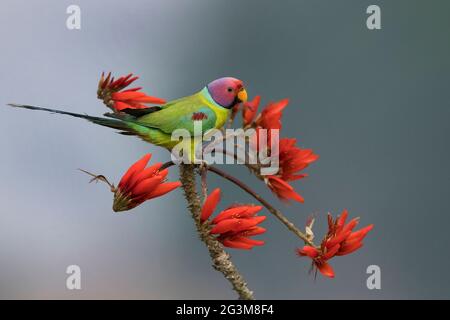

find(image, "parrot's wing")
[119,106,162,117]
[135,97,218,136]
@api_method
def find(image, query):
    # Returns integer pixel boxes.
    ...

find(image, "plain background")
[0,0,449,299]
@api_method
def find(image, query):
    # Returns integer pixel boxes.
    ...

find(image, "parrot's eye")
[227,87,233,92]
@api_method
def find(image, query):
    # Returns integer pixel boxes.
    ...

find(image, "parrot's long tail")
[7,103,133,134]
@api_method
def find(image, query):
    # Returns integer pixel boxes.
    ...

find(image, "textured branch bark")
[179,164,254,300]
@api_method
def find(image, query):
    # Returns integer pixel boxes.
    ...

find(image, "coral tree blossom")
[250,98,289,152]
[276,138,319,182]
[297,210,374,278]
[98,72,166,111]
[266,138,319,203]
[201,188,267,250]
[266,176,305,203]
[244,97,318,204]
[255,98,289,130]
[112,154,181,212]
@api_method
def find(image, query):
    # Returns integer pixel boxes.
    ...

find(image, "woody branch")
[179,164,254,300]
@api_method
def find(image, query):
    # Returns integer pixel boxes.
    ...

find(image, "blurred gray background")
[0,0,449,299]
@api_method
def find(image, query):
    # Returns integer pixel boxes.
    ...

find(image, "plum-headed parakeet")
[7,77,248,160]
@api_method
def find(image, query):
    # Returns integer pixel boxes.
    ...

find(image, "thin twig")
[78,168,115,191]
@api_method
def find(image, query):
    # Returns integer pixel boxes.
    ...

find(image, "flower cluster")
[297,210,374,278]
[267,138,319,203]
[112,154,181,211]
[83,153,181,212]
[241,96,319,203]
[97,72,166,112]
[201,188,266,249]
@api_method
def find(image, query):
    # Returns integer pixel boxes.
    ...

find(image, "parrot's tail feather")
[7,103,136,134]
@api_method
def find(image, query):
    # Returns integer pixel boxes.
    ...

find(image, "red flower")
[242,95,261,126]
[276,138,319,182]
[255,98,289,130]
[266,176,304,203]
[201,189,266,250]
[113,154,181,212]
[297,210,374,278]
[263,139,318,203]
[250,98,288,153]
[98,72,166,112]
[254,137,318,204]
[245,100,317,205]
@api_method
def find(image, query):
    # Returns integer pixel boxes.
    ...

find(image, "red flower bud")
[200,188,221,223]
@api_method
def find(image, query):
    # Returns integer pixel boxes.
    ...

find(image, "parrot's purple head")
[206,77,248,109]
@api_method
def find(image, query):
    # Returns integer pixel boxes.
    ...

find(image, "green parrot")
[7,77,248,160]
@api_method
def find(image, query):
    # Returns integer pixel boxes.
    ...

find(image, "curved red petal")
[233,236,265,246]
[316,261,335,278]
[221,238,254,250]
[347,224,374,243]
[297,246,319,258]
[131,95,166,104]
[325,230,351,249]
[241,226,266,237]
[210,219,239,234]
[113,101,131,111]
[131,176,162,196]
[122,76,139,87]
[268,176,304,202]
[146,181,181,200]
[156,168,169,180]
[211,216,265,234]
[323,244,340,260]
[118,154,152,191]
[243,95,261,126]
[336,209,349,231]
[111,91,146,101]
[342,218,360,234]
[122,87,143,92]
[212,206,247,224]
[212,205,262,224]
[233,216,266,232]
[337,242,364,256]
[200,188,221,222]
[127,162,163,189]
